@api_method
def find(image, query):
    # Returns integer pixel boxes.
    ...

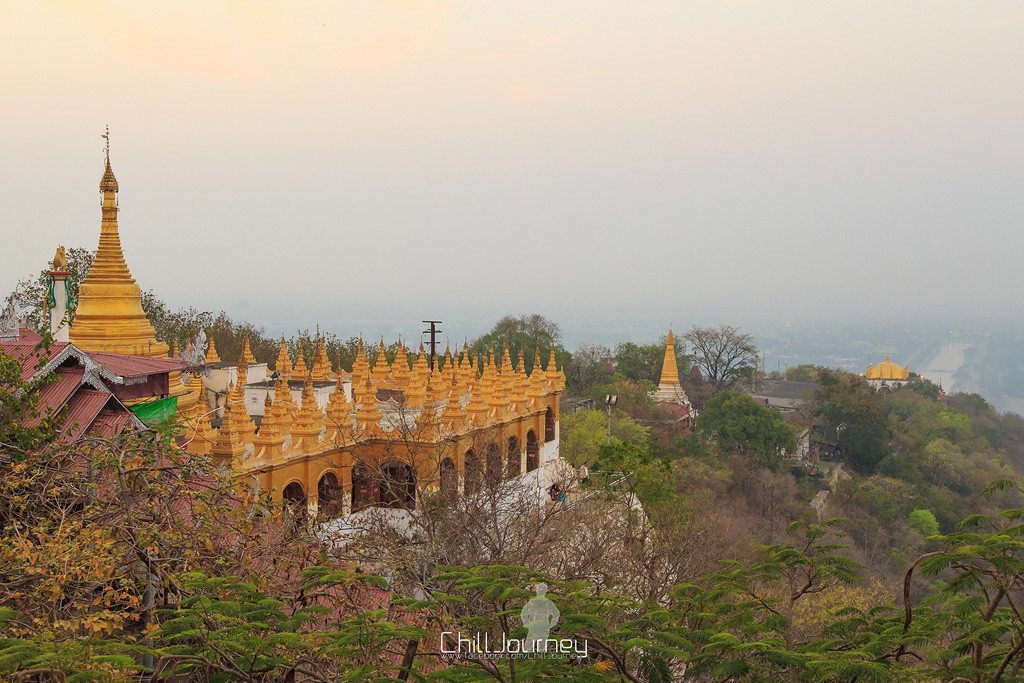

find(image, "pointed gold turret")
[325,373,353,445]
[355,375,383,438]
[182,374,214,455]
[659,328,680,386]
[275,338,292,377]
[311,333,331,382]
[212,399,245,467]
[290,375,324,453]
[371,338,390,381]
[292,343,309,377]
[205,335,222,364]
[70,137,191,405]
[391,342,411,387]
[71,144,158,354]
[239,335,256,368]
[351,337,369,388]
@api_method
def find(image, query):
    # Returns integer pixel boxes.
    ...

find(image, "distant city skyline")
[3,2,1023,329]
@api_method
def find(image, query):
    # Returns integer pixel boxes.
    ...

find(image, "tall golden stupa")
[70,130,191,406]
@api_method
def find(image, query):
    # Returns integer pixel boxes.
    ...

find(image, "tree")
[566,343,614,395]
[559,409,650,467]
[697,391,798,470]
[683,324,759,391]
[784,364,823,382]
[609,339,687,387]
[813,370,891,474]
[471,314,566,374]
[908,508,939,537]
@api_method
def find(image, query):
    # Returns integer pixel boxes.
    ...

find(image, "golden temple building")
[61,134,566,518]
[183,340,566,517]
[865,357,910,392]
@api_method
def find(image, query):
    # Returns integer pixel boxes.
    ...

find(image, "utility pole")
[422,320,443,370]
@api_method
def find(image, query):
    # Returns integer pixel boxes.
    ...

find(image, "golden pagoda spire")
[275,338,292,377]
[405,368,427,408]
[659,328,681,386]
[311,333,331,382]
[528,350,548,409]
[272,373,296,433]
[545,348,560,385]
[70,132,190,403]
[465,377,490,428]
[211,396,244,467]
[371,338,390,381]
[239,335,256,368]
[228,374,255,444]
[441,371,467,433]
[351,336,369,387]
[500,343,512,375]
[289,374,324,452]
[292,343,308,377]
[355,375,383,438]
[182,374,214,455]
[412,342,429,378]
[325,373,353,444]
[391,342,411,387]
[253,394,285,464]
[205,335,222,364]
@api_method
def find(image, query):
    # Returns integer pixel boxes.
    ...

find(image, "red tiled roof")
[87,410,134,439]
[59,390,113,443]
[0,334,70,381]
[27,367,85,427]
[88,352,189,379]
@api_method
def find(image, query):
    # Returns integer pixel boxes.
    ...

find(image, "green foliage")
[813,370,891,473]
[611,339,689,385]
[908,508,939,537]
[559,409,650,468]
[697,391,798,470]
[784,364,823,382]
[470,314,568,375]
[0,337,59,457]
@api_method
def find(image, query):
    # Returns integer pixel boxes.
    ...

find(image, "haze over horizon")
[3,2,1023,338]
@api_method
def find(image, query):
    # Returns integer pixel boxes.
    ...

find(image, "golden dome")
[866,357,910,380]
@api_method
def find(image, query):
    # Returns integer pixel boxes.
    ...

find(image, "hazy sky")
[2,2,1023,340]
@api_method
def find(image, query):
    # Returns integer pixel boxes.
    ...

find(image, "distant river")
[920,342,970,393]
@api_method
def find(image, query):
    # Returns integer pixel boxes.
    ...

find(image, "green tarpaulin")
[130,396,178,425]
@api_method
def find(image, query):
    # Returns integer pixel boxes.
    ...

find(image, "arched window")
[282,481,307,517]
[440,457,457,500]
[317,471,344,518]
[544,406,556,442]
[464,450,482,496]
[506,436,521,479]
[485,442,503,487]
[351,462,377,513]
[526,430,539,472]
